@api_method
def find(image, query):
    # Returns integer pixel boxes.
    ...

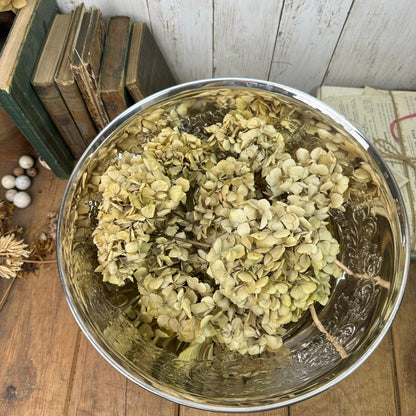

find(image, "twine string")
[373,137,416,173]
[372,92,416,245]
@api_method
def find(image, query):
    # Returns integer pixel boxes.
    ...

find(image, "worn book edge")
[99,16,132,120]
[70,9,109,131]
[0,0,75,178]
[55,5,97,142]
[32,14,86,158]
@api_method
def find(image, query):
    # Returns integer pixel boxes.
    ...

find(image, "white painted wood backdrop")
[57,0,416,94]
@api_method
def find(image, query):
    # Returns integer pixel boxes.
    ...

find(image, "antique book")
[0,0,74,178]
[126,22,176,102]
[70,8,109,131]
[31,13,87,159]
[99,16,132,121]
[55,3,97,144]
[317,85,416,257]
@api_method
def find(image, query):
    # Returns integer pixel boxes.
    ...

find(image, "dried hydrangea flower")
[90,90,379,356]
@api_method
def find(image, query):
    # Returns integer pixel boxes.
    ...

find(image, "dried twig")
[0,276,17,312]
[335,259,390,289]
[161,234,211,249]
[170,210,192,223]
[309,304,348,359]
[24,259,56,264]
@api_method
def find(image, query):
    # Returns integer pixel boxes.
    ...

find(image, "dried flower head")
[0,234,30,279]
[0,200,14,221]
[87,89,381,356]
[0,0,27,12]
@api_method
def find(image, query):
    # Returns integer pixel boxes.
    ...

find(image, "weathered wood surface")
[323,0,416,90]
[0,107,33,163]
[391,260,416,416]
[213,0,283,80]
[65,332,179,416]
[269,0,352,92]
[57,0,416,92]
[0,150,78,416]
[0,134,415,416]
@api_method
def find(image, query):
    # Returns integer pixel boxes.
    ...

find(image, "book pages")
[318,86,416,255]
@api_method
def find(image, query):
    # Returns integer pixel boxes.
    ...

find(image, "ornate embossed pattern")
[288,205,383,374]
[331,204,382,276]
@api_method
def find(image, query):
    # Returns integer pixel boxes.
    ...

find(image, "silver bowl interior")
[57,78,409,412]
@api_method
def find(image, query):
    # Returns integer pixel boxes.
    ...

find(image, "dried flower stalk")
[335,259,390,289]
[309,304,348,359]
[0,276,17,312]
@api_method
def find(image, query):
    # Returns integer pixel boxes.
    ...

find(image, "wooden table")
[1,135,415,416]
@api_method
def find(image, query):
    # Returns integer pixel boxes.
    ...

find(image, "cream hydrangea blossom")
[0,0,26,12]
[92,94,355,356]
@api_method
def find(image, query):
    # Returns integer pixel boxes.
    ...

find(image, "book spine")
[55,79,97,143]
[32,82,87,159]
[72,64,109,131]
[0,0,74,178]
[126,84,145,103]
[140,24,176,97]
[0,84,74,179]
[101,90,128,121]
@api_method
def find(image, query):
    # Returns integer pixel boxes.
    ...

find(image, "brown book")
[99,16,132,121]
[70,8,109,131]
[31,13,87,159]
[55,4,97,144]
[126,23,176,102]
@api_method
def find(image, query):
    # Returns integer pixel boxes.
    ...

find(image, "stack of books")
[0,0,73,178]
[31,3,176,161]
[1,0,176,178]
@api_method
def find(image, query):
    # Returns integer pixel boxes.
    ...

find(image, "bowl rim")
[57,77,411,412]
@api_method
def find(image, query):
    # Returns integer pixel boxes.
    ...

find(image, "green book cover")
[0,0,75,179]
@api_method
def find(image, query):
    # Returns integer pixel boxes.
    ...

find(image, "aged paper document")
[318,86,416,255]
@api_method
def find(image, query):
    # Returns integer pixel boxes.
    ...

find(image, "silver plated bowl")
[57,78,410,412]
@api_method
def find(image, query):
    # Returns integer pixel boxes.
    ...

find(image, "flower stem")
[24,259,57,264]
[335,259,390,289]
[309,304,348,359]
[164,234,211,249]
[0,276,17,312]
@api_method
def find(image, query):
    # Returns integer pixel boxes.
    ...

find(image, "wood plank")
[146,0,213,82]
[56,0,416,90]
[65,334,128,415]
[0,166,79,415]
[269,0,352,94]
[323,0,416,90]
[66,333,179,415]
[0,271,79,416]
[0,106,33,163]
[180,406,288,416]
[213,0,283,80]
[126,380,178,416]
[289,334,398,415]
[391,261,416,416]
